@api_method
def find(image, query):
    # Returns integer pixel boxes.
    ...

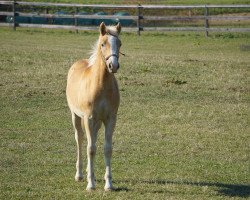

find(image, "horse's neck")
[91,52,112,91]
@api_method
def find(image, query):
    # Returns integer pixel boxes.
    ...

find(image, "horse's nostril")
[109,63,112,70]
[117,63,120,69]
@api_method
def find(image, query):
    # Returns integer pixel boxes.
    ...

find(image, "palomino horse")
[66,22,122,191]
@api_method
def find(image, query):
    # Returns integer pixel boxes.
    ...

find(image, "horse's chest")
[95,98,112,116]
[77,81,119,118]
[94,89,119,117]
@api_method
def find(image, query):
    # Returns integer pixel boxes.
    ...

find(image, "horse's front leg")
[83,115,99,191]
[104,116,116,191]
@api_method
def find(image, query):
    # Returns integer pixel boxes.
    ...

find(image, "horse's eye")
[101,43,105,47]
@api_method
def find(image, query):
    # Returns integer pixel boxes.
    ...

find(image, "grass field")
[0,28,249,199]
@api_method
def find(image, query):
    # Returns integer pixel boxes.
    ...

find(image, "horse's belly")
[68,97,115,119]
[70,105,85,118]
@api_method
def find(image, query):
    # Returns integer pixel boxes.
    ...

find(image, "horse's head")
[99,22,122,73]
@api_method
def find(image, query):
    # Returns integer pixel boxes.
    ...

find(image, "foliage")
[0,28,249,199]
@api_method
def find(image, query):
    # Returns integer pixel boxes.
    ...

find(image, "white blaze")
[108,35,119,69]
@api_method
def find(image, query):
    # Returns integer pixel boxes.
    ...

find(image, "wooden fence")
[0,1,250,36]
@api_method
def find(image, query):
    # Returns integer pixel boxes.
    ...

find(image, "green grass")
[0,28,249,199]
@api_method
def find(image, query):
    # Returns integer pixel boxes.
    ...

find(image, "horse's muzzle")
[108,62,119,73]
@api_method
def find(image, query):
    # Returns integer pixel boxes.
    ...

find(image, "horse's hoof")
[104,187,114,192]
[86,186,95,192]
[75,176,84,182]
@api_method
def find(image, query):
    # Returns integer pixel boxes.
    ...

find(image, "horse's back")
[67,59,89,79]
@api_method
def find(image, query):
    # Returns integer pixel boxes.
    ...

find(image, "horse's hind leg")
[72,112,84,181]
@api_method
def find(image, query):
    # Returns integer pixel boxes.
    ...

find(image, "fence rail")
[0,1,249,36]
[0,1,249,8]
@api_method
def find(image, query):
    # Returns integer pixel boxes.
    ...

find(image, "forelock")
[106,26,119,37]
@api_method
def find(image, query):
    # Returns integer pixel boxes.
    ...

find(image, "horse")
[66,22,122,191]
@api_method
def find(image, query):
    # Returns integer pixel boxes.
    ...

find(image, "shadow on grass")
[113,179,250,198]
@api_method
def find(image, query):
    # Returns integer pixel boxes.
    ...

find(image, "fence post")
[13,0,16,31]
[75,7,78,33]
[204,5,209,37]
[137,4,143,36]
[45,7,49,24]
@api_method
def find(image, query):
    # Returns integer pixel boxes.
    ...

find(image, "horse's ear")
[100,22,106,36]
[116,22,121,34]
